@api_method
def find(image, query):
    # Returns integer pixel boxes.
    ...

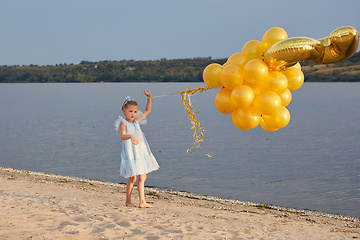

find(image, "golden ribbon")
[152,87,213,157]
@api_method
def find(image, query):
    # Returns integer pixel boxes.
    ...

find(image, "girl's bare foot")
[139,202,154,208]
[126,202,137,207]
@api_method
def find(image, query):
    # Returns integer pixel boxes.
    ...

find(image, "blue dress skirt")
[119,119,159,178]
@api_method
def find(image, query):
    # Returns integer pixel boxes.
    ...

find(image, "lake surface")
[0,82,359,218]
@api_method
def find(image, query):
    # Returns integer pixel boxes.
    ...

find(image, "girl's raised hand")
[141,90,152,118]
[142,90,151,98]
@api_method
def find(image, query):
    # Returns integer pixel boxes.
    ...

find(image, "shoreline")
[1,166,359,239]
[2,167,358,222]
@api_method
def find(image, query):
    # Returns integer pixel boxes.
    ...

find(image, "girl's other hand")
[131,135,139,145]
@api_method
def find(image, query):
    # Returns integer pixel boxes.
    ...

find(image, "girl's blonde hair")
[122,99,138,111]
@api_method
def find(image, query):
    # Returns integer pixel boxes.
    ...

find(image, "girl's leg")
[125,176,137,207]
[138,174,154,208]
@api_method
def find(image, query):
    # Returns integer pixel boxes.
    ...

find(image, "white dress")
[116,118,159,178]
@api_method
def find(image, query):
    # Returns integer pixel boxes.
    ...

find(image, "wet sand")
[0,167,359,239]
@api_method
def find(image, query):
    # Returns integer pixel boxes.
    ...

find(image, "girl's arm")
[137,90,151,122]
[120,122,138,145]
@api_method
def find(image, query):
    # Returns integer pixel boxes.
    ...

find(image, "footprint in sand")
[116,221,131,227]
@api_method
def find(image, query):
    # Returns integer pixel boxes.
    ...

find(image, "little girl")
[116,90,159,208]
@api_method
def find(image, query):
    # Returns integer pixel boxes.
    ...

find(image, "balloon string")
[151,87,213,157]
[151,86,212,99]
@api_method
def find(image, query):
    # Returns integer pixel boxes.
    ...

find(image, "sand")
[0,167,359,240]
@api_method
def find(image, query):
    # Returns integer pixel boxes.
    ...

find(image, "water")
[0,82,359,218]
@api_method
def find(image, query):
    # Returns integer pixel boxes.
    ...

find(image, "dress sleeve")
[115,115,126,132]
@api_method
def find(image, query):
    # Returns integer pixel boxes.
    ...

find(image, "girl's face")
[123,105,138,122]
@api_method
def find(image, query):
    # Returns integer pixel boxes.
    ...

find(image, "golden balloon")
[203,63,223,88]
[279,88,292,107]
[224,53,248,69]
[282,67,304,92]
[220,64,243,90]
[231,85,255,109]
[215,87,237,114]
[264,26,359,70]
[243,59,269,85]
[232,111,249,131]
[253,90,282,115]
[233,107,261,130]
[241,40,262,60]
[261,27,288,53]
[260,117,279,132]
[262,106,291,129]
[262,71,288,95]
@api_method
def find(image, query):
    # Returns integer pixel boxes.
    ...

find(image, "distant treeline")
[301,51,360,82]
[0,58,226,83]
[1,52,359,83]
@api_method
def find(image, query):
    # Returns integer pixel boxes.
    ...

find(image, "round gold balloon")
[242,40,262,60]
[243,59,269,85]
[262,106,291,129]
[224,53,248,69]
[215,87,237,114]
[234,107,261,130]
[231,85,255,109]
[264,26,359,70]
[203,63,223,88]
[261,27,288,53]
[253,90,282,115]
[282,67,304,92]
[279,88,292,107]
[262,71,288,95]
[260,117,279,132]
[232,110,249,131]
[220,64,243,90]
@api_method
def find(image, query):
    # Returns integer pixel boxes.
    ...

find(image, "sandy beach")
[0,167,359,239]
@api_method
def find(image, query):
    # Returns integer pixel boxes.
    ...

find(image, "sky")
[1,0,359,66]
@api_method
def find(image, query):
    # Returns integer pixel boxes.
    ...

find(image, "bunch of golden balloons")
[203,26,359,132]
[203,27,300,131]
